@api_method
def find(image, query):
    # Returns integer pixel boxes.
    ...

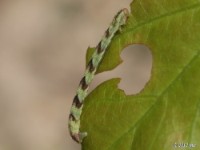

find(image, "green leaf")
[82,0,200,149]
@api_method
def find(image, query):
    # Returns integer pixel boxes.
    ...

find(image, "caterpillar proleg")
[68,8,129,143]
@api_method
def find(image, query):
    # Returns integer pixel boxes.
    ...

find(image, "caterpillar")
[68,8,129,143]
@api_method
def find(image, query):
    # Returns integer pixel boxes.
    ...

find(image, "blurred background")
[0,0,152,149]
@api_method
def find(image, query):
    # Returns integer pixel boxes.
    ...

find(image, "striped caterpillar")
[68,8,129,143]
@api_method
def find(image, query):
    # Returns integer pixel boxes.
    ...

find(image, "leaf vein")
[125,2,200,34]
[107,51,200,150]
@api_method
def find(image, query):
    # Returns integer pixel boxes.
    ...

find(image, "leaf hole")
[90,44,152,95]
[118,44,152,94]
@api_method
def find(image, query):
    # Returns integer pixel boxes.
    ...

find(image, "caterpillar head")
[115,8,129,26]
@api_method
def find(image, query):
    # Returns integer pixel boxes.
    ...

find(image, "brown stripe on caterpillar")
[79,76,88,90]
[71,134,81,143]
[105,28,110,38]
[97,42,103,54]
[69,113,76,121]
[87,59,95,72]
[115,10,122,18]
[73,95,83,108]
[68,128,81,143]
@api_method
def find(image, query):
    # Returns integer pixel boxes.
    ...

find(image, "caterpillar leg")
[69,112,87,143]
[70,132,88,143]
